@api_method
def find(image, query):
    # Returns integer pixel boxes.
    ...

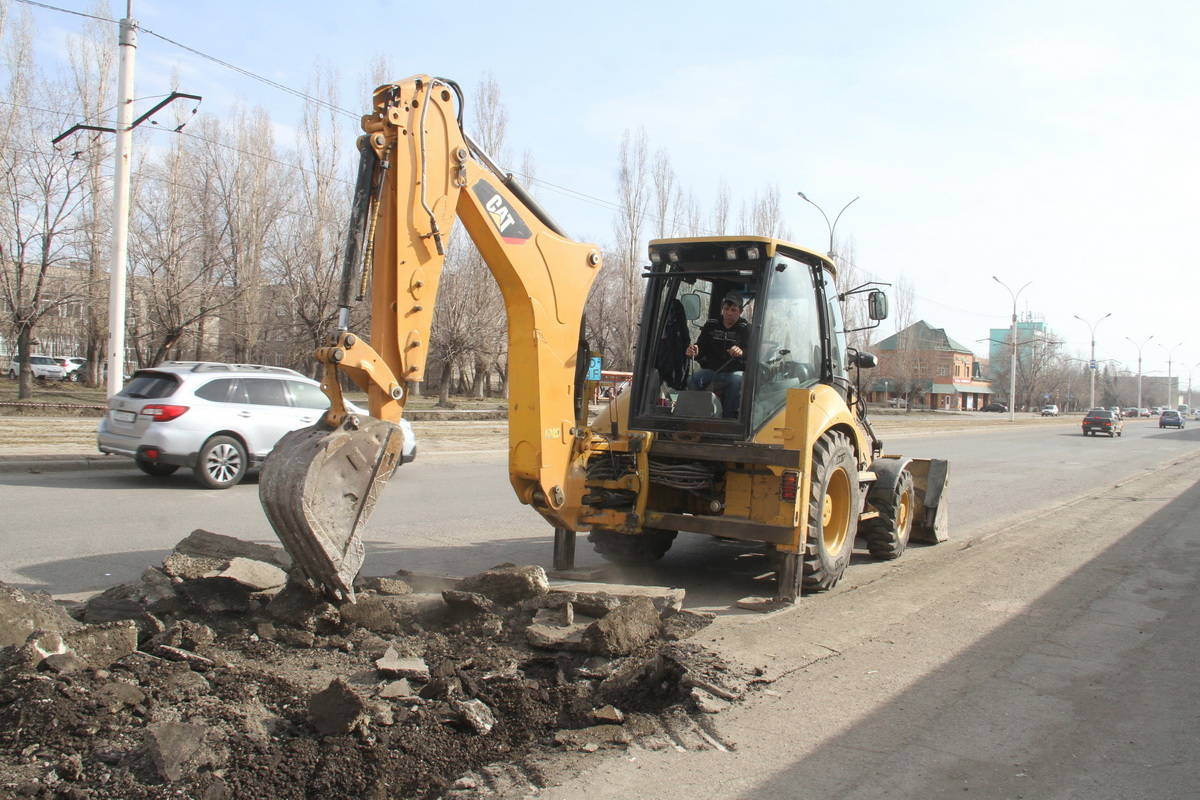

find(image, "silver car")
[97,361,416,488]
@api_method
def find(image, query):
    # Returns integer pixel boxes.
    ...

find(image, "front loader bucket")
[259,417,405,601]
[906,457,949,544]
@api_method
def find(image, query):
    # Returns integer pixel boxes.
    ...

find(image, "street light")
[993,276,1031,421]
[1125,334,1154,410]
[1189,362,1200,410]
[1073,312,1112,410]
[1159,341,1183,408]
[796,191,859,259]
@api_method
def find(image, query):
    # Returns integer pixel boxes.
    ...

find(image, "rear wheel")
[792,430,860,594]
[194,435,247,489]
[135,458,178,477]
[863,469,914,560]
[589,528,677,564]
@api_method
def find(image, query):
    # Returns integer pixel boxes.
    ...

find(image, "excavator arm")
[260,76,603,600]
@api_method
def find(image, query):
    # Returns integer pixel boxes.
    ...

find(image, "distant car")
[1122,407,1140,419]
[63,357,87,381]
[1139,408,1152,417]
[1040,405,1059,416]
[1082,408,1122,437]
[1159,410,1185,429]
[1108,406,1122,418]
[6,355,68,380]
[97,361,416,489]
[888,397,909,408]
[982,402,1008,412]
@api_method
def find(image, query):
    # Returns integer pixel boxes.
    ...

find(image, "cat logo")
[472,180,532,244]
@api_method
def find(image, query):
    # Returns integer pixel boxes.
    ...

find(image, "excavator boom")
[259,76,602,599]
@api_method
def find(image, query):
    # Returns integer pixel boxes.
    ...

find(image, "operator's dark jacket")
[694,317,750,373]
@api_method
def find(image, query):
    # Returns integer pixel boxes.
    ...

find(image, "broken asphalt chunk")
[375,648,430,681]
[308,678,369,736]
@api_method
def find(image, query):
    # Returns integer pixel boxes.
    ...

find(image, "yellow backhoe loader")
[259,75,948,603]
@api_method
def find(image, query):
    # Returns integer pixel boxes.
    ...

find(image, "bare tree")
[266,66,350,375]
[710,180,731,236]
[205,108,287,363]
[65,1,114,385]
[0,13,90,397]
[651,149,681,238]
[607,128,650,369]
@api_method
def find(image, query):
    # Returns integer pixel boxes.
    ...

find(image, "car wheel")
[195,435,247,489]
[136,458,179,477]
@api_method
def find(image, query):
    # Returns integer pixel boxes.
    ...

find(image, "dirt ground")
[0,545,744,800]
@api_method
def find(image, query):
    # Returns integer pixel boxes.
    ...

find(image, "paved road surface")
[1,416,1198,797]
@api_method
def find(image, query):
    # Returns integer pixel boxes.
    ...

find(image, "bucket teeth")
[259,417,405,601]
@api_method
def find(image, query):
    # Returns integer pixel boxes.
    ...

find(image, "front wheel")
[195,435,247,489]
[863,469,914,560]
[786,430,860,596]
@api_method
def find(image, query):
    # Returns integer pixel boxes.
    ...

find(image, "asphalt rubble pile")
[0,530,756,800]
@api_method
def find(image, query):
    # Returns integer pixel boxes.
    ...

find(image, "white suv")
[7,355,68,380]
[97,362,416,488]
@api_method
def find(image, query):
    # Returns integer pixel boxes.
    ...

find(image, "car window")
[287,381,330,410]
[119,372,180,399]
[32,356,52,365]
[243,378,290,406]
[195,379,237,403]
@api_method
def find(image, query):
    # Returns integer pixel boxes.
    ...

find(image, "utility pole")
[1160,341,1183,409]
[993,276,1030,421]
[1073,312,1111,410]
[1125,335,1153,410]
[107,2,136,396]
[53,3,198,396]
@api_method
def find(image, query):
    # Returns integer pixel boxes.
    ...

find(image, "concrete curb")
[0,455,134,474]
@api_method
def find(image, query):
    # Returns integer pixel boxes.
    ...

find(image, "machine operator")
[684,292,750,418]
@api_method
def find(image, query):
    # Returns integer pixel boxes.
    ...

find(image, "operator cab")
[629,237,849,441]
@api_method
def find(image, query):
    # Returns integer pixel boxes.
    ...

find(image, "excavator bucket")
[905,457,950,544]
[259,416,406,601]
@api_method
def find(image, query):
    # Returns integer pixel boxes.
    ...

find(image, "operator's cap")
[722,292,744,308]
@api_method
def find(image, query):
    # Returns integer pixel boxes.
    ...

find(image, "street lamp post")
[1159,341,1183,409]
[993,277,1031,421]
[796,192,859,259]
[1125,335,1154,410]
[1073,312,1112,410]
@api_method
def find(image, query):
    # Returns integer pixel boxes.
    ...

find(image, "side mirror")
[868,290,888,321]
[680,293,703,321]
[853,351,878,369]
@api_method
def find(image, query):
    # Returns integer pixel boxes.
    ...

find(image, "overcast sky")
[22,0,1200,385]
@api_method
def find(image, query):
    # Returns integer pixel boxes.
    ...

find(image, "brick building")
[867,320,994,410]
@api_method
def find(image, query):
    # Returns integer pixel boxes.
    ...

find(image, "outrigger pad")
[259,417,405,601]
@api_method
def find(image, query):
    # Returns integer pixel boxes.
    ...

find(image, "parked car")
[982,402,1008,412]
[97,361,416,489]
[1139,408,1152,417]
[1159,410,1185,429]
[1122,407,1140,419]
[1040,404,1059,416]
[63,357,87,381]
[1082,408,1122,437]
[6,355,68,380]
[1108,406,1123,418]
